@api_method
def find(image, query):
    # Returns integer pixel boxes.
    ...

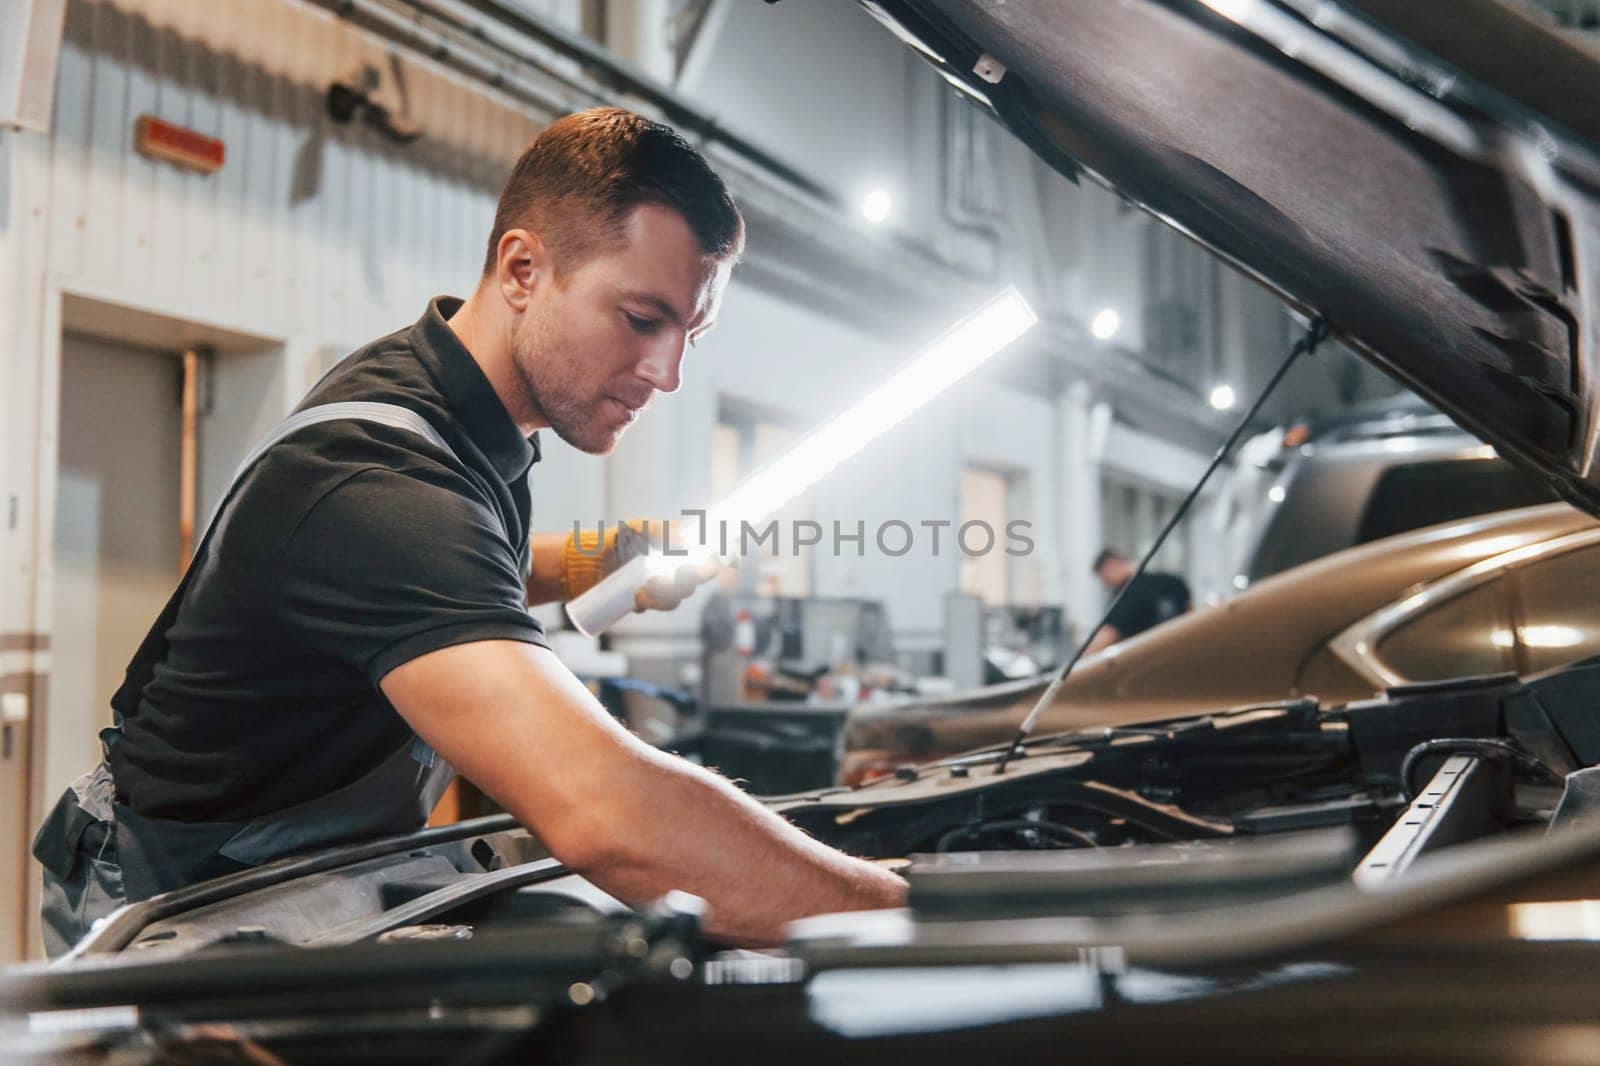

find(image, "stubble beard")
[513,310,622,457]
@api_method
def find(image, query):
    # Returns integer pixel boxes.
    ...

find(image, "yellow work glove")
[559,519,648,601]
[560,520,720,614]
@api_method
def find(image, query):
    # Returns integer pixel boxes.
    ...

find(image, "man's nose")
[636,333,686,394]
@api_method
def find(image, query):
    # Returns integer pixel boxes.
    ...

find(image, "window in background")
[715,401,813,597]
[1100,473,1190,580]
[960,466,1011,605]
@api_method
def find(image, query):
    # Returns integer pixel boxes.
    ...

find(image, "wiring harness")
[1399,737,1567,801]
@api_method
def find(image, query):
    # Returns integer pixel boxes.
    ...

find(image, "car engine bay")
[63,658,1595,962]
[16,660,1600,1066]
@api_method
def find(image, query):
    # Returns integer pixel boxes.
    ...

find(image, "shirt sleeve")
[277,466,548,685]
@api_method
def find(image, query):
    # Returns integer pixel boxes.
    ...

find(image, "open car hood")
[866,0,1600,513]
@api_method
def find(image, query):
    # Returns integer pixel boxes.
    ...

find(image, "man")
[1084,548,1192,653]
[33,108,905,956]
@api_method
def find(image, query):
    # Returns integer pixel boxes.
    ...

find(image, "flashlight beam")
[567,286,1038,635]
[707,287,1037,536]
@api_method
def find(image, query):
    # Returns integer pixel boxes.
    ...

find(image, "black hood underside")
[877,0,1600,511]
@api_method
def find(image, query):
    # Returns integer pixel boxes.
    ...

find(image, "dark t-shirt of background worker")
[1104,572,1191,639]
[1088,547,1192,652]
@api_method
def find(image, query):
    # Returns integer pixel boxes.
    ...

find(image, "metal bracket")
[1353,755,1502,887]
[972,53,1007,84]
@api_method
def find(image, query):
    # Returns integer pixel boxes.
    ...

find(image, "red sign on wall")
[134,115,225,174]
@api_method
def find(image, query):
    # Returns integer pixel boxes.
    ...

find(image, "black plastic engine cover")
[1524,658,1600,766]
[1346,674,1517,786]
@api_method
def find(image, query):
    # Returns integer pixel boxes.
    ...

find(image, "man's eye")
[625,312,659,334]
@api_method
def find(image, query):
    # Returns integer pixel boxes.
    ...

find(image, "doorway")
[6,297,283,961]
[49,331,186,809]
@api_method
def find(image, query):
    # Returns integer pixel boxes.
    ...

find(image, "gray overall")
[33,403,462,958]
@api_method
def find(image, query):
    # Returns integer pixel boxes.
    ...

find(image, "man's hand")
[380,640,906,944]
[612,519,724,614]
[634,552,722,612]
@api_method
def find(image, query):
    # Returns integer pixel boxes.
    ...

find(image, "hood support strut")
[995,316,1332,774]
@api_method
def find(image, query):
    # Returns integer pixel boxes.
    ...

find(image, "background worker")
[33,107,905,957]
[1085,547,1192,653]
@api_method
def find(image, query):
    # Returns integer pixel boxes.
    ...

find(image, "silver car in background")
[1230,394,1557,590]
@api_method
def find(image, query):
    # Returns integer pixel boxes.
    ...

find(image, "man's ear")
[495,228,549,312]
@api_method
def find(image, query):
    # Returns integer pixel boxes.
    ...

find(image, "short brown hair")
[483,107,744,276]
[1092,548,1125,573]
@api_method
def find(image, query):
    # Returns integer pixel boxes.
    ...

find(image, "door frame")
[14,282,288,959]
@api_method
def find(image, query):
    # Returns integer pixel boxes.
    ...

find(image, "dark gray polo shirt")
[109,297,549,822]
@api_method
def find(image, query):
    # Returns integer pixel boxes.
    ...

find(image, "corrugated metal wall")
[46,0,540,343]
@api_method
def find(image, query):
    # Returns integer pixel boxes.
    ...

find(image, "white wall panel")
[679,0,931,225]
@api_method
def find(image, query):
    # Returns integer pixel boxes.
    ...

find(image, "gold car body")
[841,503,1598,784]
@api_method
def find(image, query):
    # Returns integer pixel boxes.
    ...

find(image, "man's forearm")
[383,641,902,948]
[562,746,906,944]
[1086,624,1121,653]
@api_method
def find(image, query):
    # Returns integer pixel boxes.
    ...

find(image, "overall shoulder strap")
[109,404,459,731]
[208,401,453,525]
[220,402,451,486]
